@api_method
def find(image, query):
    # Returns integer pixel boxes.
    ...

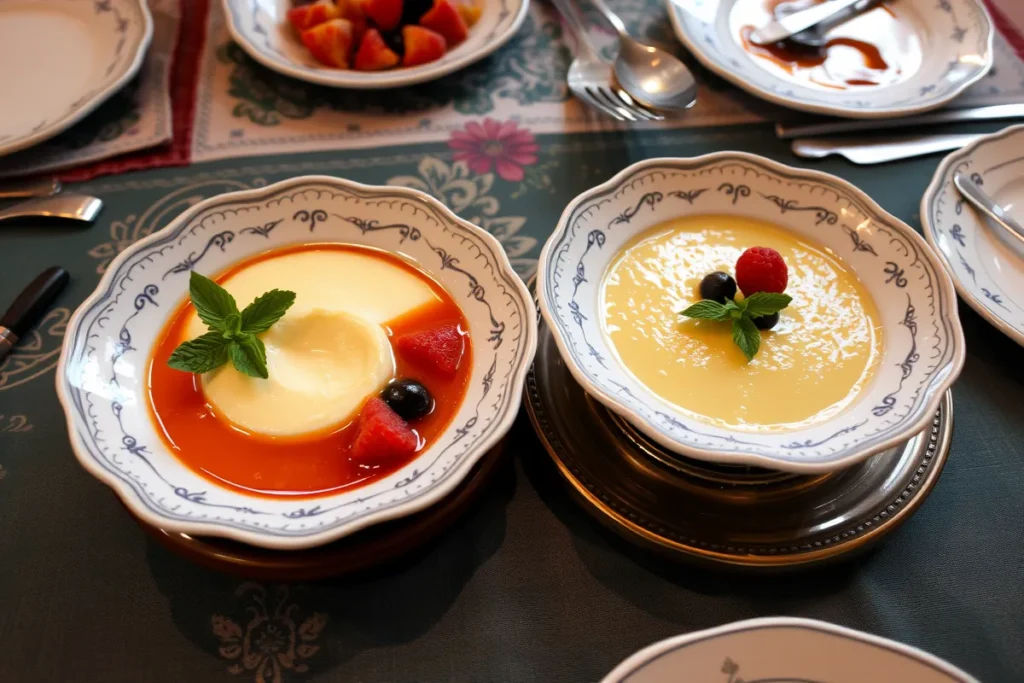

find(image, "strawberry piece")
[453,0,482,27]
[735,246,789,295]
[361,0,403,32]
[396,323,465,376]
[354,28,400,70]
[401,25,447,67]
[419,0,468,46]
[351,398,419,464]
[287,0,341,31]
[300,18,355,68]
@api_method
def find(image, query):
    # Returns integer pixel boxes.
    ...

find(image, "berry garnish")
[396,323,465,376]
[351,397,419,464]
[752,312,779,330]
[736,246,788,295]
[699,271,738,304]
[381,378,434,421]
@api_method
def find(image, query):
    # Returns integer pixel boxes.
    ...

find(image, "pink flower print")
[448,119,540,182]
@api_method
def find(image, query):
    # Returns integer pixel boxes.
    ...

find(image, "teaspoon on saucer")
[953,172,1024,249]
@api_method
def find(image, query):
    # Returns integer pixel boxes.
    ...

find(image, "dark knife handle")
[0,267,70,340]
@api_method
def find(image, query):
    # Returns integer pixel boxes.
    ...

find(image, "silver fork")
[549,0,664,122]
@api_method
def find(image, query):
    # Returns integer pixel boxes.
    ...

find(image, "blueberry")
[382,30,404,58]
[381,379,434,421]
[752,312,780,330]
[699,271,738,304]
[402,0,434,24]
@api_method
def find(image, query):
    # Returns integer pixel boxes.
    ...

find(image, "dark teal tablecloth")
[1,124,1022,682]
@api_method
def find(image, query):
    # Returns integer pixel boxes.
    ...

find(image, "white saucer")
[922,124,1024,347]
[603,618,978,683]
[666,0,993,119]
[0,0,153,158]
[221,0,529,90]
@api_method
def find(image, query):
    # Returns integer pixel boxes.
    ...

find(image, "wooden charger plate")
[128,443,505,580]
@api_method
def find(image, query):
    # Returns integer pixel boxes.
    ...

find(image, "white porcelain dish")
[0,0,153,158]
[57,176,537,550]
[922,124,1024,347]
[665,0,993,119]
[538,153,964,473]
[603,618,978,683]
[221,0,529,90]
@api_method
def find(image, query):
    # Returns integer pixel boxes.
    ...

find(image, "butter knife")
[777,103,1024,139]
[953,172,1024,248]
[0,267,69,364]
[791,132,983,164]
[750,0,863,45]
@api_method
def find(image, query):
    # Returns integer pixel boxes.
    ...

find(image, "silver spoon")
[953,172,1024,248]
[0,193,103,225]
[586,0,698,112]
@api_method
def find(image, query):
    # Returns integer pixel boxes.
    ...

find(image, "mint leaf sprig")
[680,292,792,362]
[167,271,296,379]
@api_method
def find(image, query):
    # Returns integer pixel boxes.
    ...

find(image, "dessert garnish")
[351,397,419,464]
[395,322,465,376]
[681,246,791,361]
[167,271,296,379]
[381,378,434,420]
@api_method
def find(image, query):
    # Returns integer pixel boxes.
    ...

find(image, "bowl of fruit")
[221,0,529,88]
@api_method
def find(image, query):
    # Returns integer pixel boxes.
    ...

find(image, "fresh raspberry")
[735,246,788,295]
[395,323,465,376]
[351,398,419,465]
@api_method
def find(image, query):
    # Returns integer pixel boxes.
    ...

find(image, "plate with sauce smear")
[667,0,993,118]
[538,153,964,472]
[57,176,536,550]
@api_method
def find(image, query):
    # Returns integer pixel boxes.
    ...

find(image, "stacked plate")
[0,0,153,159]
[533,152,965,568]
[56,177,537,577]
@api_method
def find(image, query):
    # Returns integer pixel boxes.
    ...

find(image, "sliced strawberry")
[396,323,465,376]
[300,18,355,68]
[361,0,403,32]
[287,0,341,31]
[351,398,419,464]
[354,28,400,70]
[419,0,468,46]
[401,25,447,67]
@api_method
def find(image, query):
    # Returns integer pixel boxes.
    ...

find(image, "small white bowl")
[603,617,978,683]
[666,0,993,119]
[921,124,1024,347]
[538,154,964,473]
[222,0,529,90]
[57,176,537,550]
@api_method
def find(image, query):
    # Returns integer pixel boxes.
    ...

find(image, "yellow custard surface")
[601,215,883,432]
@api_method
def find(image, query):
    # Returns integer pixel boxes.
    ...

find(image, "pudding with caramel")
[601,215,882,433]
[148,243,472,498]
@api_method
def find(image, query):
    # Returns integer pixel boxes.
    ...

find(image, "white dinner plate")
[221,0,529,89]
[666,0,993,119]
[0,0,153,158]
[922,124,1024,347]
[603,618,978,683]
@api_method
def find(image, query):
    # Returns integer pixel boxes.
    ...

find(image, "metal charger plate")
[128,444,505,580]
[524,285,953,569]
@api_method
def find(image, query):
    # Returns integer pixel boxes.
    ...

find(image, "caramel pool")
[600,215,883,432]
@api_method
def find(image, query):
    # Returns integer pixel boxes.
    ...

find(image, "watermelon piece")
[419,0,468,47]
[354,28,401,70]
[361,0,403,32]
[287,0,341,31]
[300,18,355,68]
[395,323,464,376]
[401,25,446,67]
[351,398,419,464]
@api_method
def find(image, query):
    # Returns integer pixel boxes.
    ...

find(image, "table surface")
[2,62,1024,683]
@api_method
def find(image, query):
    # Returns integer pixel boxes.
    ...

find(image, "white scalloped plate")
[56,176,537,550]
[666,0,993,119]
[922,124,1024,347]
[0,0,153,157]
